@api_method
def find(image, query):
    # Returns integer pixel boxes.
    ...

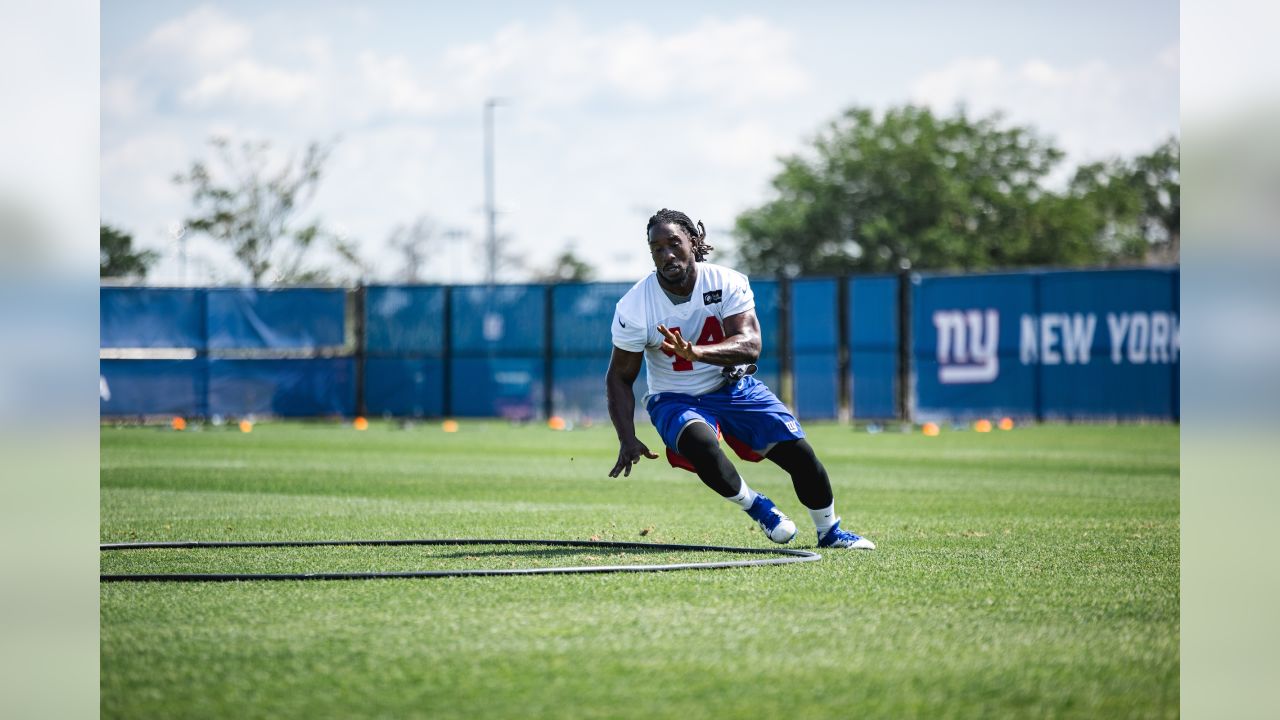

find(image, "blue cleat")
[817,519,876,550]
[745,494,797,544]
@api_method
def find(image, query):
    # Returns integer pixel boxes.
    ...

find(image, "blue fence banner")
[912,268,1178,421]
[450,358,544,419]
[551,358,651,421]
[99,270,1177,421]
[913,272,1046,420]
[553,282,631,355]
[207,358,355,417]
[750,279,782,392]
[790,278,838,419]
[747,278,778,361]
[101,288,205,349]
[549,283,630,420]
[848,276,899,419]
[451,285,545,355]
[364,357,445,417]
[1034,269,1179,419]
[206,288,347,350]
[100,359,205,416]
[365,285,446,355]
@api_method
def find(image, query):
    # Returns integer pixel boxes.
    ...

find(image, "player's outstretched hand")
[657,324,699,362]
[610,437,659,478]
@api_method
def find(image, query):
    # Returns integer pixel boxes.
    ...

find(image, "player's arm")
[605,346,658,477]
[657,309,761,367]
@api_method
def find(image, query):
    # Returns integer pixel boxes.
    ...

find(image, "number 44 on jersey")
[661,316,725,371]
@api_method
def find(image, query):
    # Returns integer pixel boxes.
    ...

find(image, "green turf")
[101,421,1178,719]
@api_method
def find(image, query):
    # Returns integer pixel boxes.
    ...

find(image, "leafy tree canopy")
[734,105,1178,276]
[174,137,365,284]
[100,223,158,279]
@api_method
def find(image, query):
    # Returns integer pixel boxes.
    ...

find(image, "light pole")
[484,98,505,287]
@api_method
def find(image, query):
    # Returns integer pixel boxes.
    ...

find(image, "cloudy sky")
[101,0,1178,285]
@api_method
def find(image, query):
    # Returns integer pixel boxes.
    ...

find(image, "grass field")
[101,421,1178,719]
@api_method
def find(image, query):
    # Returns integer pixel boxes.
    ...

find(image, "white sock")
[809,503,838,534]
[727,476,758,510]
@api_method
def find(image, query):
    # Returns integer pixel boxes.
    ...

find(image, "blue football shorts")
[646,375,805,467]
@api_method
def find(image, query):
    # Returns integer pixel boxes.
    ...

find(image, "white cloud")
[101,134,190,220]
[693,121,795,172]
[127,5,321,116]
[142,4,251,69]
[297,35,333,67]
[116,8,812,129]
[614,16,810,105]
[911,51,1179,163]
[181,59,316,109]
[355,14,812,118]
[357,52,443,116]
[315,125,442,239]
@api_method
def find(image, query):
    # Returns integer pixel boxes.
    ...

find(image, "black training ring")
[100,538,822,582]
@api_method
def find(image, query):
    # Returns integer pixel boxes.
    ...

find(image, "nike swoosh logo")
[618,318,626,328]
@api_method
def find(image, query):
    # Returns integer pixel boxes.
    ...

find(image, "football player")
[605,208,875,549]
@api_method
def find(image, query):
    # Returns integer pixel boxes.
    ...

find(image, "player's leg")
[711,376,875,549]
[763,438,833,510]
[675,420,743,499]
[647,391,797,543]
[675,421,797,544]
[766,439,875,550]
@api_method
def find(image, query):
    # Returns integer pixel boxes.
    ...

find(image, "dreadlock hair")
[646,208,714,261]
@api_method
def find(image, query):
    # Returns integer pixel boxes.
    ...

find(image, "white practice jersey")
[611,262,755,397]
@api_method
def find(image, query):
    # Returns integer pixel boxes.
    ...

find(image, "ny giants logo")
[932,307,1178,386]
[932,309,999,384]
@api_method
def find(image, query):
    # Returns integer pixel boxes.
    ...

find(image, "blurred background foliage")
[734,105,1178,277]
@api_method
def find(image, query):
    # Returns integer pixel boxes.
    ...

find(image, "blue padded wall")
[789,278,838,419]
[207,358,355,416]
[101,288,205,349]
[365,285,446,355]
[206,288,346,350]
[848,276,898,419]
[100,359,205,416]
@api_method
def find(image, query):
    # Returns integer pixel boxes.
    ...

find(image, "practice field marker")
[100,538,821,581]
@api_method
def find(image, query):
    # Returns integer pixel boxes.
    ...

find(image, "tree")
[100,224,158,278]
[387,216,453,283]
[1130,137,1179,263]
[1055,137,1180,266]
[536,246,596,283]
[1061,159,1148,262]
[733,105,1176,275]
[173,136,362,284]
